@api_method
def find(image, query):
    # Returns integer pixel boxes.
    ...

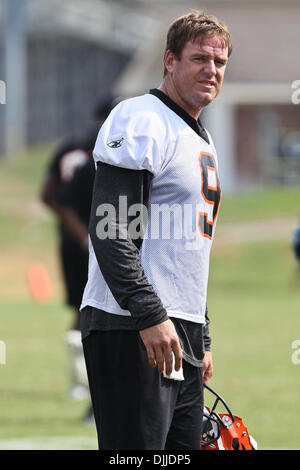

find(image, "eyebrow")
[191,53,228,64]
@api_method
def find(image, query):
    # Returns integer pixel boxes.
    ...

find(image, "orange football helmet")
[201,384,257,450]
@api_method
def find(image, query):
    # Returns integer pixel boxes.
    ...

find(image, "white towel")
[163,353,184,381]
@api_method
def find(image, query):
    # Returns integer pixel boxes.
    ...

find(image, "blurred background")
[0,0,300,450]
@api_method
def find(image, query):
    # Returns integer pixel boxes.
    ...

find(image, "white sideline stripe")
[0,436,97,450]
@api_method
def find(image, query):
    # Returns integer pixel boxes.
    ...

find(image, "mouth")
[197,80,215,89]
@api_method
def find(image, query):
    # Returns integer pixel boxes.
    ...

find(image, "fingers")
[203,371,212,384]
[145,344,176,375]
[140,320,182,375]
[145,345,156,369]
[155,347,165,374]
[162,345,173,376]
[172,340,183,372]
[202,357,213,384]
[146,342,182,375]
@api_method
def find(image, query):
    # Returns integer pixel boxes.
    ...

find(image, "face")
[164,34,228,119]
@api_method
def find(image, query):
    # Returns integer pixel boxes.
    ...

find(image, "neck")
[159,77,202,120]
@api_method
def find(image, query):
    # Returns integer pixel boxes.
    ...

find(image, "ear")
[164,49,177,74]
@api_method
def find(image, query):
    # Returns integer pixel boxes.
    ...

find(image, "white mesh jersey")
[81,92,221,324]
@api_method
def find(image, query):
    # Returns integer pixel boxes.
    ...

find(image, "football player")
[81,11,232,449]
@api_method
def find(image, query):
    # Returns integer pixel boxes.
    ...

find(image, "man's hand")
[202,351,213,384]
[139,319,182,375]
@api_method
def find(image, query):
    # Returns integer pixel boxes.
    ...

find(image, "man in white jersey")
[80,11,232,450]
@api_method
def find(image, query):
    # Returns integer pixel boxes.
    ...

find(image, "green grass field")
[0,146,300,450]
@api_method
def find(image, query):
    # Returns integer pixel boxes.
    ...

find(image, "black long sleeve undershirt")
[89,162,169,331]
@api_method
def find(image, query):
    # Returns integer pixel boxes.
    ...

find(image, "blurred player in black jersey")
[40,96,120,413]
[54,157,96,422]
[293,223,300,264]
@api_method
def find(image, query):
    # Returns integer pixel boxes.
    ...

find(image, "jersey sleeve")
[89,162,169,330]
[93,99,165,176]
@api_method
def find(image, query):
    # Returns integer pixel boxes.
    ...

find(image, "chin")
[203,89,218,103]
[196,94,214,109]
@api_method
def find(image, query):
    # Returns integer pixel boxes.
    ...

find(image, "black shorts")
[83,329,203,450]
[59,236,89,309]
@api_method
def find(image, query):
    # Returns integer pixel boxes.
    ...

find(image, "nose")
[204,60,216,76]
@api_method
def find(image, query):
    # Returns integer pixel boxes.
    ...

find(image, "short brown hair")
[164,11,232,75]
